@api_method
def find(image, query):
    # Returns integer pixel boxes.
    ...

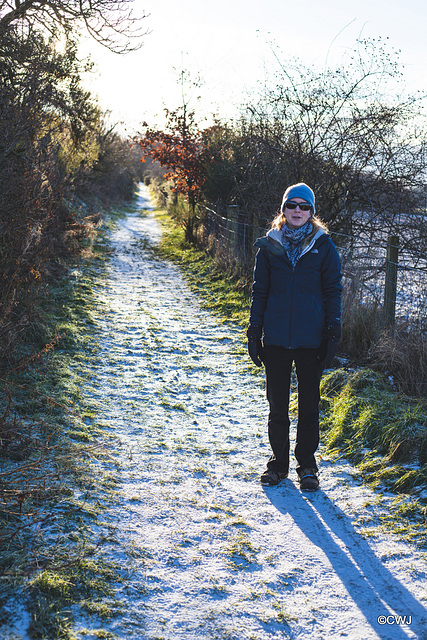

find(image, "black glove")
[246,323,264,367]
[318,324,341,370]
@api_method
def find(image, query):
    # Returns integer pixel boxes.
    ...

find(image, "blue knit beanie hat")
[281,183,315,214]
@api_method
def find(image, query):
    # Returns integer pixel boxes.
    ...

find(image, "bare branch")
[0,0,150,52]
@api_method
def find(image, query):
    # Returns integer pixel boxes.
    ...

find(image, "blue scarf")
[281,222,312,268]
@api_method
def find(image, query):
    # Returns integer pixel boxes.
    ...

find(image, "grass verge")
[0,204,133,639]
[154,210,251,331]
[319,368,427,545]
[154,206,427,547]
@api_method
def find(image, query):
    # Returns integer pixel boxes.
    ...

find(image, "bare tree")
[0,0,149,52]
[201,38,427,247]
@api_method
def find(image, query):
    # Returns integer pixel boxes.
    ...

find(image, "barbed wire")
[203,206,427,267]
[204,205,427,265]
[200,204,427,322]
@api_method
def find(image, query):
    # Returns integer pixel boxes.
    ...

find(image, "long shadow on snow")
[264,481,427,640]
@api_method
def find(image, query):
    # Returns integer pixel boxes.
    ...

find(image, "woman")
[247,183,342,491]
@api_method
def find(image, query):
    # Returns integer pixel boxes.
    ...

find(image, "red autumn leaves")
[137,108,205,206]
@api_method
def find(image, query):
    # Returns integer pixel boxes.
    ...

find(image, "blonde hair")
[270,210,329,234]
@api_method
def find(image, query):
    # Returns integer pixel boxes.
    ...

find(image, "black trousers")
[263,346,322,475]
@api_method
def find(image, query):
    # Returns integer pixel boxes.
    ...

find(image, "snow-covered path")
[78,185,427,640]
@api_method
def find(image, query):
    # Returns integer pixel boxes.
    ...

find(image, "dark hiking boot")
[298,468,319,491]
[260,469,288,486]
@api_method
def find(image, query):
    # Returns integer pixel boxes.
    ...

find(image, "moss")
[223,531,260,570]
[31,572,74,599]
[27,551,122,639]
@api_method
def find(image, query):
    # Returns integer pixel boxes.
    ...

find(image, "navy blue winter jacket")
[249,225,342,350]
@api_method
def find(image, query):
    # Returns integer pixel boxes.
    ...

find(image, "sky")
[79,0,427,134]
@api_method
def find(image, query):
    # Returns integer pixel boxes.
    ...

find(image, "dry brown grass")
[370,328,427,398]
[337,271,427,398]
[340,269,383,362]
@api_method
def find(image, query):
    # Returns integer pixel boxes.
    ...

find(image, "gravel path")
[75,185,427,640]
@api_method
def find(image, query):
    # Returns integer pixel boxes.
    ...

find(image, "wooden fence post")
[384,235,399,326]
[226,205,239,256]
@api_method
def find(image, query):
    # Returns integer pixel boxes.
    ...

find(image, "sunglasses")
[285,201,312,212]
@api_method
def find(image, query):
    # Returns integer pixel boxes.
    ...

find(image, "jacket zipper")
[289,268,295,348]
[287,235,320,347]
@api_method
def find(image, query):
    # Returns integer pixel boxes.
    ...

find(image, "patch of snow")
[0,597,32,639]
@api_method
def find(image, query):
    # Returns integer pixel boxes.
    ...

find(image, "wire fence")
[201,205,427,329]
